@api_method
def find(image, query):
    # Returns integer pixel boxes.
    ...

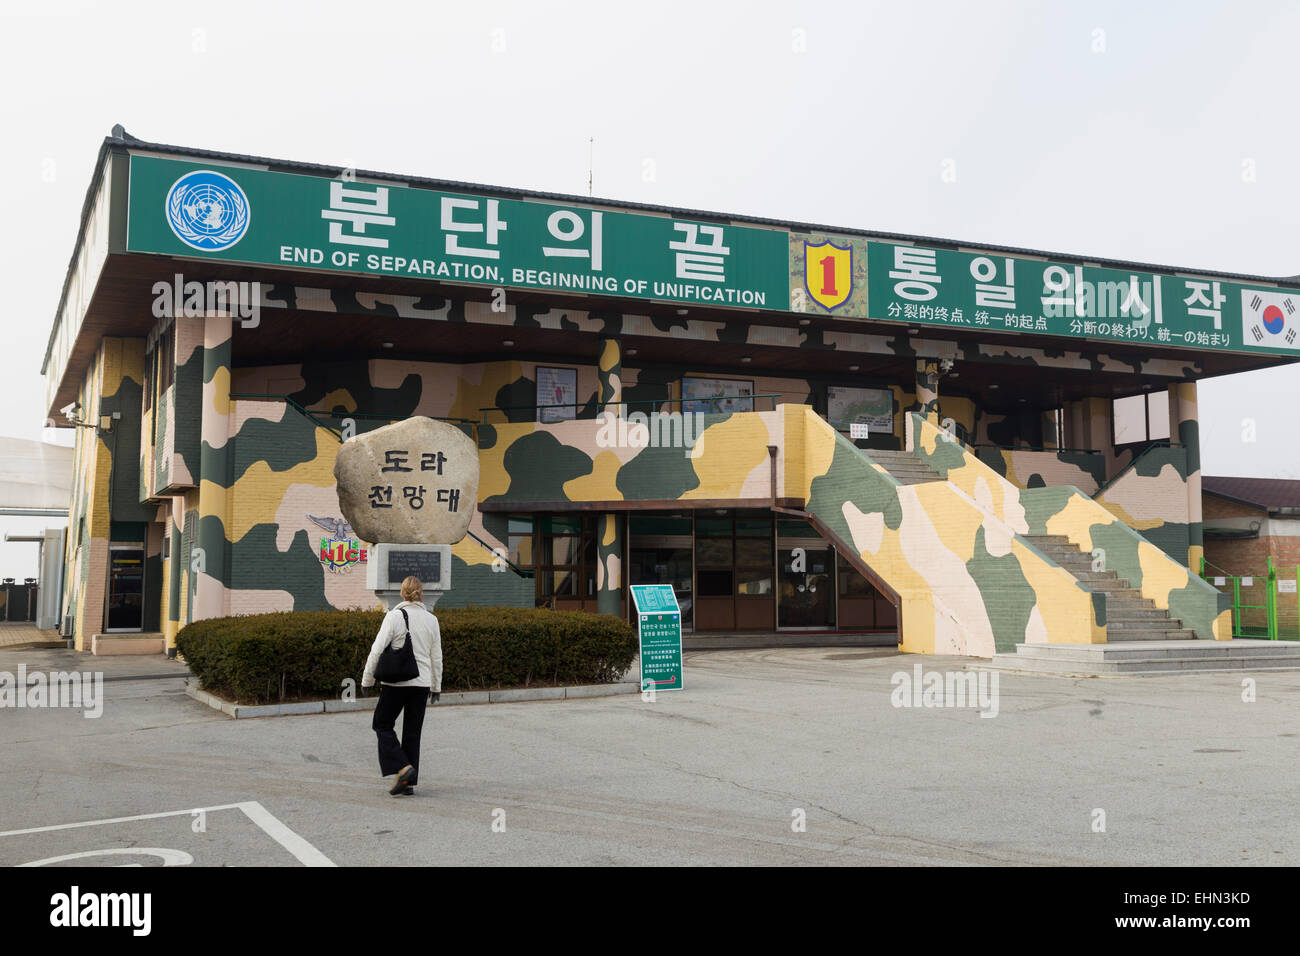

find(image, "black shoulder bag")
[374,608,419,683]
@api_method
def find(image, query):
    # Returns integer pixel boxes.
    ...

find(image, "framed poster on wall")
[681,377,755,415]
[536,366,578,423]
[827,386,893,434]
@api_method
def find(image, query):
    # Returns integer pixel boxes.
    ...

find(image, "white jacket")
[361,601,443,692]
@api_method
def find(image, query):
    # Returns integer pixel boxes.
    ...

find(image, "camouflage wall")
[976,448,1106,495]
[907,412,1229,643]
[61,337,158,647]
[1094,445,1191,562]
[58,282,1216,656]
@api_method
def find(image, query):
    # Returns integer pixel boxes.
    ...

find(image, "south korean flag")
[1242,289,1300,349]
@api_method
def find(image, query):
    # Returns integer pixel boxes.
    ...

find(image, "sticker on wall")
[309,515,368,572]
[804,240,853,311]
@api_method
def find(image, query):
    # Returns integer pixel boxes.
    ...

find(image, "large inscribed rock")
[335,417,479,545]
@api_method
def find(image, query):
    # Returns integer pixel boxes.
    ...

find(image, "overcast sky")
[1,0,1297,578]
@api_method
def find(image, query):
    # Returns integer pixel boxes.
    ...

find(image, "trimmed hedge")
[177,606,637,705]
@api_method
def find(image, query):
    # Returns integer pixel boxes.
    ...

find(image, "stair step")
[984,639,1300,674]
[1106,629,1197,641]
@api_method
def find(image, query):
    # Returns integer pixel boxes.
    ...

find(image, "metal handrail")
[971,443,1103,455]
[464,528,534,578]
[479,393,784,422]
[1095,440,1185,496]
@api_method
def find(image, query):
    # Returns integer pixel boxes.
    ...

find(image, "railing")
[971,443,1102,454]
[479,393,784,423]
[1199,556,1298,640]
[1094,440,1184,496]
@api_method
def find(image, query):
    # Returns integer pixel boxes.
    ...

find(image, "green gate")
[1201,557,1300,640]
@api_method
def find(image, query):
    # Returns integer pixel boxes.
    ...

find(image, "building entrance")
[106,546,144,632]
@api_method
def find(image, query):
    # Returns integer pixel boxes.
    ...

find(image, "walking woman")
[361,576,443,795]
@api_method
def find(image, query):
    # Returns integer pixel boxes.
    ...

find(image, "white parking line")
[236,801,335,867]
[0,802,335,867]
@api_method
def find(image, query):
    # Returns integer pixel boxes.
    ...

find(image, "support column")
[1065,400,1086,449]
[165,495,183,649]
[192,313,233,622]
[596,513,624,617]
[1169,382,1203,570]
[1082,397,1117,475]
[598,336,623,416]
[915,359,940,426]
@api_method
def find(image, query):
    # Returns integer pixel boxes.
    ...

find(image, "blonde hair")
[400,576,423,603]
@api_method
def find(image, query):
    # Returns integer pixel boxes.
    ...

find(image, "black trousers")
[372,685,430,784]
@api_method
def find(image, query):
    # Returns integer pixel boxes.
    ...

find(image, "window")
[1113,390,1170,446]
[506,516,534,568]
[155,324,175,394]
[535,514,596,600]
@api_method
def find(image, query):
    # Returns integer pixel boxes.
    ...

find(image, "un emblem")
[164,169,250,251]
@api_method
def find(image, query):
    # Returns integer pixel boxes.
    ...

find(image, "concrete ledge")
[325,698,378,713]
[185,678,633,719]
[91,633,167,656]
[489,686,565,703]
[565,682,639,699]
[439,691,491,706]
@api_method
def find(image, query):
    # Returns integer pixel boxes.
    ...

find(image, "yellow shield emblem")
[804,241,853,311]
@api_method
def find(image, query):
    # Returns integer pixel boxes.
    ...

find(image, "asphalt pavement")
[1,645,1297,866]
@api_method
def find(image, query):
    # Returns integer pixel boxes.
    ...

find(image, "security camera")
[60,401,79,421]
[939,359,954,374]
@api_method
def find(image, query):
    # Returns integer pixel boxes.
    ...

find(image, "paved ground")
[1,644,1297,866]
[0,623,60,648]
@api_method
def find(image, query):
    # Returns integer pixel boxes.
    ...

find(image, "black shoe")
[401,785,415,795]
[389,765,416,795]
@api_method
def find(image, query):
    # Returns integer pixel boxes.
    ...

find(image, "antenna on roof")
[588,137,593,197]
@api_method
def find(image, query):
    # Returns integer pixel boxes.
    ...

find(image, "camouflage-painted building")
[41,127,1300,656]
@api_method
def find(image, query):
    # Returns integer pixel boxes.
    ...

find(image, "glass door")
[629,513,693,630]
[107,546,145,632]
[778,541,835,629]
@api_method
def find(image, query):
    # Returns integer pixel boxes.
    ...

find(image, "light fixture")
[908,328,920,334]
[740,356,752,363]
[381,342,394,349]
[502,339,515,347]
[798,318,811,326]
[988,384,999,390]
[625,347,638,357]
[676,308,689,316]
[849,364,860,372]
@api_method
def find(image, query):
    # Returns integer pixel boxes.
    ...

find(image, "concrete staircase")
[983,639,1300,675]
[866,449,944,485]
[1023,534,1195,640]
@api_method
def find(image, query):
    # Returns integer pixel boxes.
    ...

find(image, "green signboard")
[125,151,1300,357]
[789,231,1300,357]
[126,155,790,312]
[862,240,1300,357]
[630,584,683,692]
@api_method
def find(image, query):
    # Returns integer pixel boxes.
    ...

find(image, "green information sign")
[790,231,1300,357]
[863,240,1300,358]
[630,584,683,692]
[124,151,1300,357]
[126,155,790,312]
